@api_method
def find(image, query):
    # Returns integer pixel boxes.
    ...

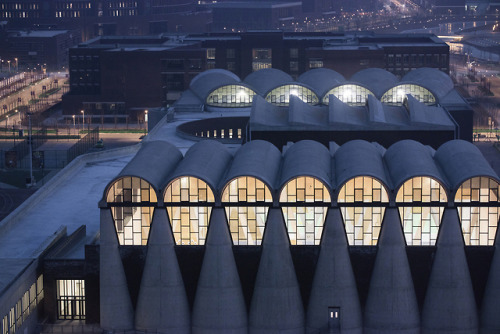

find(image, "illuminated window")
[338,177,389,245]
[322,84,374,106]
[222,177,273,245]
[455,177,500,245]
[37,275,44,303]
[252,48,272,71]
[2,316,7,334]
[106,177,157,245]
[9,308,14,334]
[381,84,436,105]
[206,85,256,108]
[56,280,85,320]
[280,177,331,245]
[164,177,214,245]
[265,84,319,107]
[396,177,447,245]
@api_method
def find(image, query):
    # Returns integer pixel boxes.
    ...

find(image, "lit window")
[252,48,272,71]
[206,48,216,60]
[265,84,319,107]
[164,177,214,245]
[206,85,256,108]
[381,84,436,105]
[323,84,374,106]
[56,280,85,320]
[222,177,273,245]
[280,177,331,245]
[106,177,157,245]
[396,177,447,245]
[455,177,500,245]
[338,177,389,245]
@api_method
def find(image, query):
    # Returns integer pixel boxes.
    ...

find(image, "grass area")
[83,129,146,134]
[0,170,51,188]
[39,87,61,98]
[474,129,500,133]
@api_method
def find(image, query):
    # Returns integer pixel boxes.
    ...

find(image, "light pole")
[81,109,84,132]
[27,112,35,187]
[72,115,75,134]
[5,115,8,128]
[144,109,148,134]
[14,58,17,72]
[7,60,10,72]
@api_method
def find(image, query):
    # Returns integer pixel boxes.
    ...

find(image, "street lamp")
[81,109,84,132]
[72,115,75,134]
[14,58,18,72]
[7,60,10,72]
[144,109,148,134]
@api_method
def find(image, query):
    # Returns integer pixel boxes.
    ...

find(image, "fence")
[2,127,99,170]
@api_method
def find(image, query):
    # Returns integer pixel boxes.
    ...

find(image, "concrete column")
[99,208,134,330]
[249,208,305,334]
[363,208,420,334]
[421,208,478,334]
[135,209,190,334]
[306,208,362,334]
[192,208,247,334]
[480,217,500,334]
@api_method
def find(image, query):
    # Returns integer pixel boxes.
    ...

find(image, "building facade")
[62,31,450,119]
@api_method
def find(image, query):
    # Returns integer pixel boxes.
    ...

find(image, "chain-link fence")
[2,127,99,170]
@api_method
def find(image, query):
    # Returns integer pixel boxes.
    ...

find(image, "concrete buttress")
[249,208,305,334]
[135,208,191,334]
[99,208,135,330]
[192,208,247,334]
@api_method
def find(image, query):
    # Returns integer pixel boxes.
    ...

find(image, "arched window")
[164,176,215,245]
[106,176,157,245]
[455,177,500,245]
[265,84,319,107]
[396,176,447,246]
[222,176,273,245]
[279,176,330,245]
[206,85,256,108]
[322,84,374,106]
[381,84,436,106]
[338,177,389,245]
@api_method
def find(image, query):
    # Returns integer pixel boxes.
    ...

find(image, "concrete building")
[174,67,473,144]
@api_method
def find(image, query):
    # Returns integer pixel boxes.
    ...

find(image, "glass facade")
[455,177,500,246]
[322,84,374,106]
[106,176,157,245]
[56,280,85,320]
[381,84,436,105]
[396,177,447,245]
[280,176,331,245]
[206,85,256,108]
[338,177,389,245]
[222,176,273,245]
[265,84,319,107]
[164,176,215,245]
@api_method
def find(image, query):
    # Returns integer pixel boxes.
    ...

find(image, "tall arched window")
[381,84,436,106]
[164,176,215,245]
[106,176,157,245]
[396,176,447,245]
[279,176,330,245]
[206,85,256,108]
[222,176,273,245]
[265,84,319,107]
[322,84,374,106]
[455,177,500,245]
[338,177,389,245]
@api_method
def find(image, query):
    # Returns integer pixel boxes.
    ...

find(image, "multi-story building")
[62,31,450,120]
[0,0,209,41]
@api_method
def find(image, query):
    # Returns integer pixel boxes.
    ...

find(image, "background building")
[62,31,450,119]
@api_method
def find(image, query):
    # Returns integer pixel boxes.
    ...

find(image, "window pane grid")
[280,176,330,245]
[381,84,436,106]
[56,280,85,320]
[456,177,500,245]
[338,177,389,245]
[165,177,215,245]
[265,84,319,107]
[396,177,447,245]
[207,85,256,108]
[107,177,157,245]
[322,84,374,106]
[222,177,272,245]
